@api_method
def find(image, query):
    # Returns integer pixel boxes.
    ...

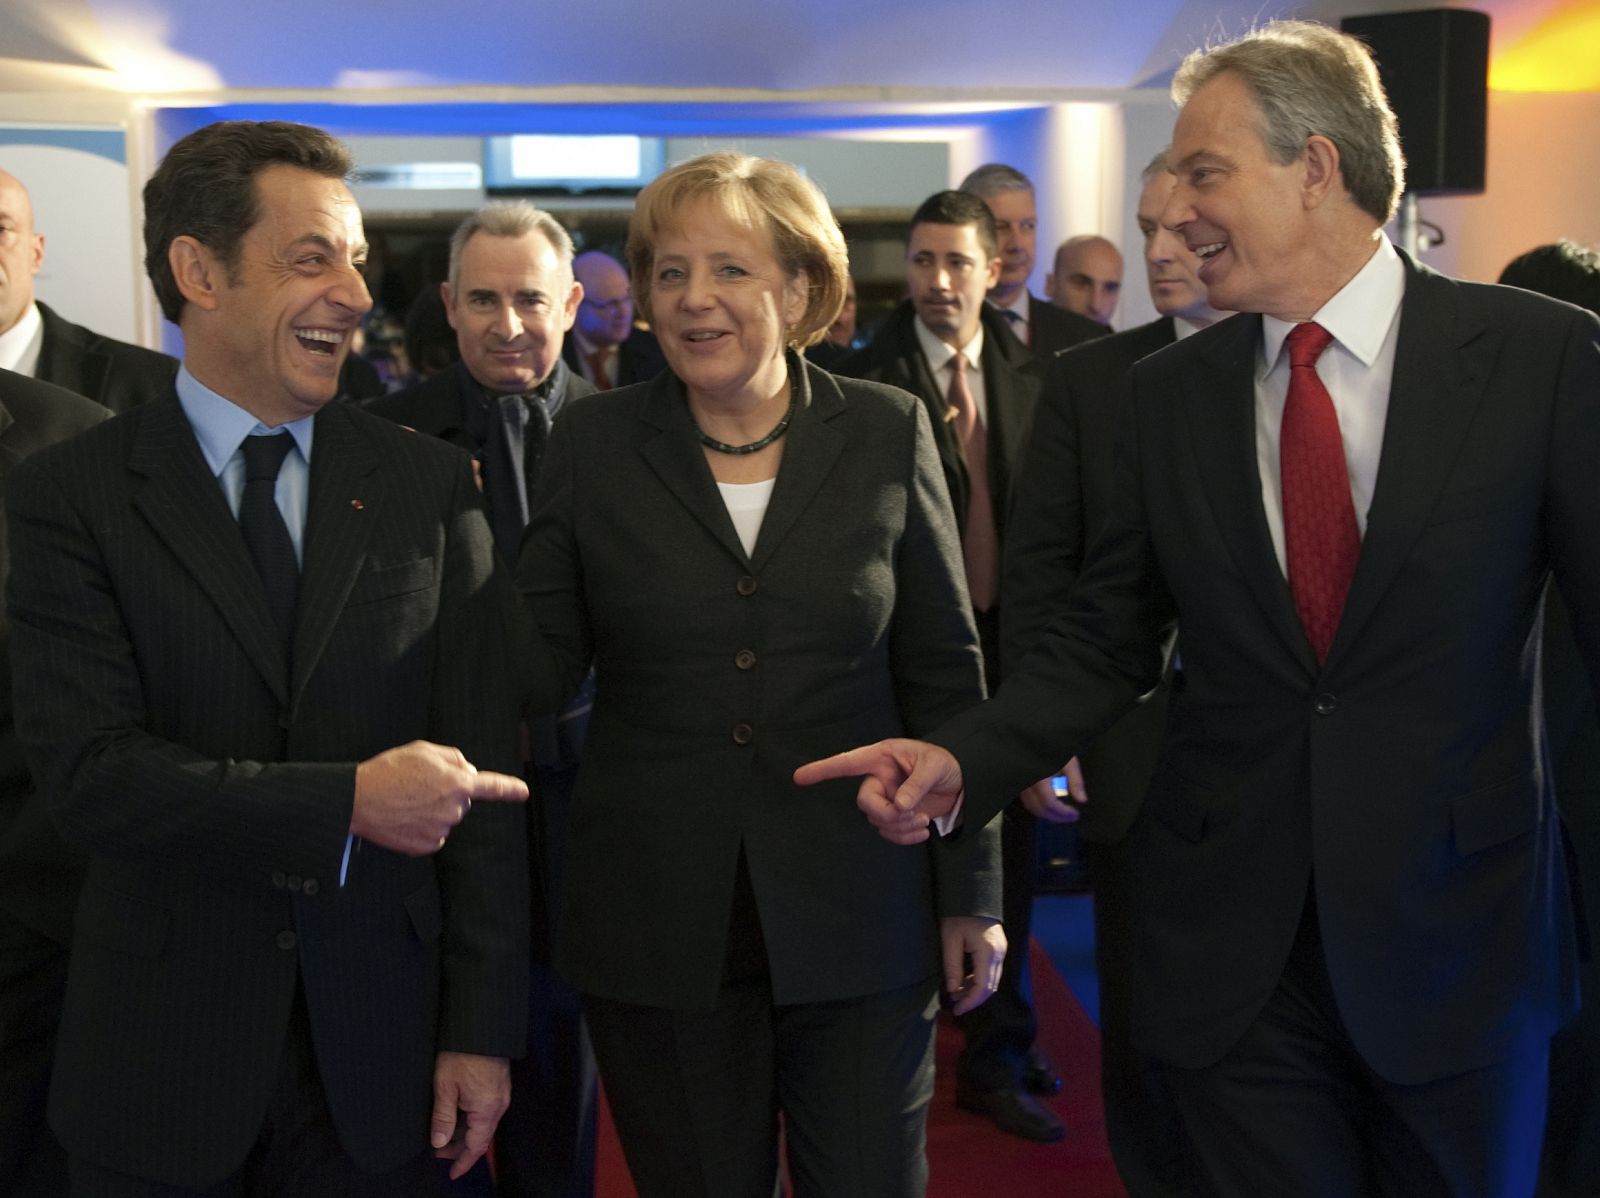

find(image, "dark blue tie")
[239,433,299,646]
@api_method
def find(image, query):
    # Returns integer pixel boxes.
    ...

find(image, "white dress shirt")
[1255,236,1406,575]
[0,301,45,376]
[914,317,988,423]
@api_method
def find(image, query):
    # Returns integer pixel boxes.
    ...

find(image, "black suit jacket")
[937,256,1600,1087]
[0,371,109,940]
[33,301,178,413]
[517,357,999,1012]
[1026,293,1110,359]
[836,301,1042,568]
[1001,317,1176,844]
[560,327,667,389]
[5,395,529,1185]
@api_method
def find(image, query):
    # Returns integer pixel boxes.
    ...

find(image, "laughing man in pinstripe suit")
[4,121,532,1196]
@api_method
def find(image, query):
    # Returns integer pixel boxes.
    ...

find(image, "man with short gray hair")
[958,163,1107,357]
[369,200,599,1198]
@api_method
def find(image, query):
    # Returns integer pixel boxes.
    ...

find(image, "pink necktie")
[1281,322,1360,663]
[948,356,999,612]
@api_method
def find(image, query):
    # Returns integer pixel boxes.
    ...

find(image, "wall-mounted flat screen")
[484,134,666,194]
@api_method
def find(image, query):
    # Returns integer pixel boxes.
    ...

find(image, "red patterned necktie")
[1280,321,1360,663]
[947,356,999,612]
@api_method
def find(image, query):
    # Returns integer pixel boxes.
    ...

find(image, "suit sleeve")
[515,410,596,714]
[5,457,353,879]
[935,361,1176,829]
[428,456,531,1056]
[1546,308,1600,718]
[886,399,1002,920]
[1000,355,1087,676]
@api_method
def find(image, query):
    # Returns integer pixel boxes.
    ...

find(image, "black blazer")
[0,371,109,940]
[5,395,529,1186]
[936,256,1600,1087]
[1027,293,1110,359]
[34,301,178,413]
[517,358,999,1012]
[1001,317,1176,845]
[560,326,667,389]
[836,300,1042,560]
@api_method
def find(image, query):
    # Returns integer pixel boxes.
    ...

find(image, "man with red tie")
[803,19,1600,1196]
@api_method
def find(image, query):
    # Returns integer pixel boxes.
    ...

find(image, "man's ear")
[168,236,223,312]
[1302,135,1342,210]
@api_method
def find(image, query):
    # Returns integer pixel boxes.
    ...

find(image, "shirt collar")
[913,316,984,375]
[997,290,1029,322]
[176,365,315,478]
[1261,236,1404,369]
[0,301,44,374]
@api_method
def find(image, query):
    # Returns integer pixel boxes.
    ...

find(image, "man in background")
[1046,233,1123,327]
[959,163,1108,356]
[1003,147,1227,1195]
[0,167,176,411]
[838,190,1062,1143]
[370,201,599,1198]
[561,249,665,390]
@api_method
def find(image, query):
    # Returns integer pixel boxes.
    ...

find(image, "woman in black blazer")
[516,152,1004,1197]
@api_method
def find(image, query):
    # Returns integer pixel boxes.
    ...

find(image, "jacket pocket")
[347,556,437,606]
[1451,775,1539,855]
[404,880,443,944]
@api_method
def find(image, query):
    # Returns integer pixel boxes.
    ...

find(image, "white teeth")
[1194,242,1226,259]
[296,329,342,343]
[687,331,723,342]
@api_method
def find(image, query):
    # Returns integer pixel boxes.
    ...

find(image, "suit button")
[275,930,298,951]
[1314,693,1338,716]
[271,871,287,889]
[285,875,303,893]
[302,878,319,896]
[732,724,754,745]
[736,575,758,596]
[735,649,756,671]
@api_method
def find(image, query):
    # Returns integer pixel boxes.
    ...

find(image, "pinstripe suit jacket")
[4,392,529,1186]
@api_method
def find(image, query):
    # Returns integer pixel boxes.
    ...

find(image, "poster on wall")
[0,125,144,345]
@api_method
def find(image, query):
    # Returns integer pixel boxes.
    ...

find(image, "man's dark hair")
[908,190,1000,261]
[143,121,353,323]
[1498,240,1600,318]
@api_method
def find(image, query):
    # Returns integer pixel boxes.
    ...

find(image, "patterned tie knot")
[1001,308,1023,325]
[1286,321,1334,370]
[242,432,294,483]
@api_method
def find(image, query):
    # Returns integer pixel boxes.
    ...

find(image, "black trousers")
[956,604,1041,1092]
[583,853,938,1198]
[1164,892,1551,1198]
[1087,834,1198,1197]
[68,986,443,1198]
[0,911,70,1198]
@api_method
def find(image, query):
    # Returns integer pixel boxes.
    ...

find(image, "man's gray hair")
[958,163,1034,200]
[447,200,576,290]
[1172,19,1405,225]
[1141,149,1171,184]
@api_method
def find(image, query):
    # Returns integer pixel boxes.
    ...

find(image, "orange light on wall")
[1490,3,1600,92]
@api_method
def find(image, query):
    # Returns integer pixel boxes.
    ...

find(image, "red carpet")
[594,940,1126,1196]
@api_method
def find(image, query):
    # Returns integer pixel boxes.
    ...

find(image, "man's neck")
[989,280,1026,309]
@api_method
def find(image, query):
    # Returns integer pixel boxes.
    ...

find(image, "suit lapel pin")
[350,499,365,511]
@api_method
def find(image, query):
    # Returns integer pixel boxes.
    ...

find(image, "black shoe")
[1023,1048,1063,1096]
[955,1082,1067,1142]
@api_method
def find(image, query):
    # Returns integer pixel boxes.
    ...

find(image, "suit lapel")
[290,403,382,706]
[1327,261,1491,663]
[636,372,752,565]
[749,358,846,570]
[1185,315,1315,668]
[128,397,290,702]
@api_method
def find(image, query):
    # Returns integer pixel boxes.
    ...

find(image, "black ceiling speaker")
[1341,8,1491,195]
